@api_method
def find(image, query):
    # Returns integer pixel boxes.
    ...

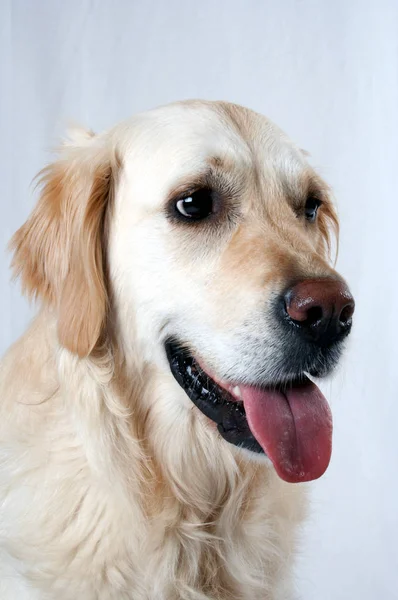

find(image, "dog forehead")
[124,101,302,164]
[114,104,246,213]
[125,103,250,171]
[115,101,307,213]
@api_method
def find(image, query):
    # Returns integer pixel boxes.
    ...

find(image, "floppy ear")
[10,132,119,357]
[318,198,339,264]
[308,176,340,264]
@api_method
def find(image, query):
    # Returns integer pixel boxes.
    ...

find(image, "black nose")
[283,278,355,346]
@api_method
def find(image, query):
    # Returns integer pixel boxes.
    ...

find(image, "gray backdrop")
[1,1,397,598]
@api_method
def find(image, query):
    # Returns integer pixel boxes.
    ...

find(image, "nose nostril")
[339,304,354,327]
[305,306,323,326]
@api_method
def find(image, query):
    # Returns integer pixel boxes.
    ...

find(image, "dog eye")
[175,188,214,220]
[304,196,322,222]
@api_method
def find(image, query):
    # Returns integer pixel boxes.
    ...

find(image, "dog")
[0,100,354,599]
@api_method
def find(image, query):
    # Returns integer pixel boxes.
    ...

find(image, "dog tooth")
[232,385,242,399]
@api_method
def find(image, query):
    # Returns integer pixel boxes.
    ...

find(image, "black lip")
[165,339,264,454]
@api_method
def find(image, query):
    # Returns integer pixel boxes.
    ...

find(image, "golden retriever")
[0,100,354,599]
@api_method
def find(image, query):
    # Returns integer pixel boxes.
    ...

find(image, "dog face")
[11,101,354,483]
[110,102,342,376]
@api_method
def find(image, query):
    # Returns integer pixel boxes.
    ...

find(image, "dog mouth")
[165,339,333,483]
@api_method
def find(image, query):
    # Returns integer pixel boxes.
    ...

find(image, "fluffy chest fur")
[0,318,305,600]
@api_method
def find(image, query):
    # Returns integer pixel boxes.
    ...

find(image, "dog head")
[11,101,354,483]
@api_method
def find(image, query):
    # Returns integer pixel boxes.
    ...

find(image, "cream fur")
[0,101,343,599]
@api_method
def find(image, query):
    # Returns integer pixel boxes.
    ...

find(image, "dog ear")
[318,200,339,263]
[10,132,119,357]
[307,176,339,264]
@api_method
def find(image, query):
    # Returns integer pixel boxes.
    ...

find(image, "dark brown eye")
[175,188,214,221]
[305,196,322,222]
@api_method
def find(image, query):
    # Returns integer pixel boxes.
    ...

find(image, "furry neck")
[54,336,303,598]
[0,315,303,598]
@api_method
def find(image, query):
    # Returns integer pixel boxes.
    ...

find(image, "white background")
[1,1,397,598]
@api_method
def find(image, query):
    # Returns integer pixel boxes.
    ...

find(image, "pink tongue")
[242,380,332,483]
